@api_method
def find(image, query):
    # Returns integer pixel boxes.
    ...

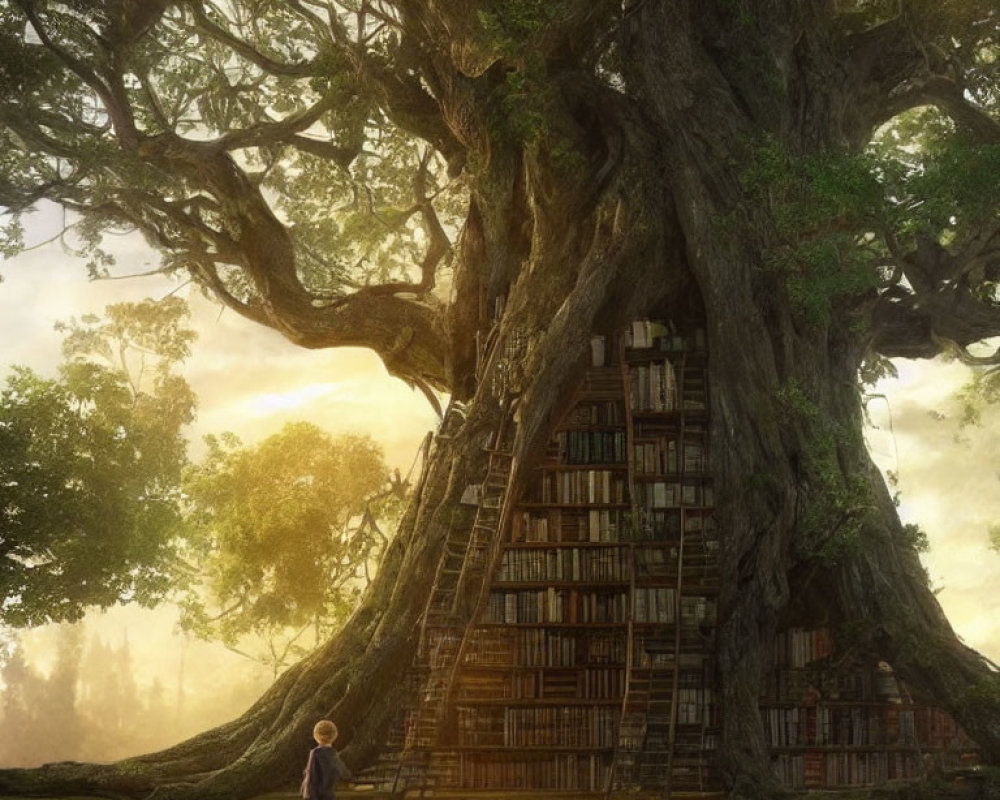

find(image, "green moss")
[774,380,876,562]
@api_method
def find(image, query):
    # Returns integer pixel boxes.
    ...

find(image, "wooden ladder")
[389,402,518,796]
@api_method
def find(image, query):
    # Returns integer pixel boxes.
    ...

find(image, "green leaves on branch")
[742,116,1000,326]
[742,139,886,325]
[0,294,404,675]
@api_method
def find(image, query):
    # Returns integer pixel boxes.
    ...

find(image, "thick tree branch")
[883,75,1000,144]
[287,136,361,171]
[211,94,338,152]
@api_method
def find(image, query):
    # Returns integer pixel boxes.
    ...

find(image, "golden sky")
[1,201,997,711]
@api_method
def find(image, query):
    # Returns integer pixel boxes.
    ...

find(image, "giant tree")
[0,1,999,798]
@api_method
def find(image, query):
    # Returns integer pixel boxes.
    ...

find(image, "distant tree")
[177,422,405,675]
[0,642,39,767]
[39,624,86,763]
[0,297,195,627]
[0,627,85,767]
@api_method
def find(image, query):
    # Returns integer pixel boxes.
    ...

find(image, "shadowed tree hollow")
[1,1,1000,798]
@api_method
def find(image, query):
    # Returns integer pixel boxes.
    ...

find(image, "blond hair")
[313,719,338,744]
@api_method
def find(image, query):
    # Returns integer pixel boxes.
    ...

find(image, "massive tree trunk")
[2,2,999,798]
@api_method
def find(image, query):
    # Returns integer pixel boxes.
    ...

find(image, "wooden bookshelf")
[410,317,723,794]
[361,314,973,796]
[760,627,978,788]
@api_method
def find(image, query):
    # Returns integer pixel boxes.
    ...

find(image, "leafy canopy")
[0,0,464,391]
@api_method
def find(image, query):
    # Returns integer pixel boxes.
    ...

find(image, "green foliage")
[900,522,930,554]
[775,380,875,561]
[743,139,885,325]
[871,109,1000,244]
[0,299,196,627]
[960,673,1000,718]
[956,367,1000,427]
[478,1,566,53]
[177,422,405,674]
[0,1,458,306]
[858,355,898,388]
[743,113,1000,330]
[493,67,551,146]
[989,523,1000,553]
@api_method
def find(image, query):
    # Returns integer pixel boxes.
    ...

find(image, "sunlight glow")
[245,382,346,415]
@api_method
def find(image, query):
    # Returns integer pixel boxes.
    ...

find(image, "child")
[301,719,352,800]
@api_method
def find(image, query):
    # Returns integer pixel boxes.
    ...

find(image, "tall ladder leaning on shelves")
[390,343,520,796]
[663,343,719,795]
[606,334,718,798]
[605,338,688,798]
[606,335,643,796]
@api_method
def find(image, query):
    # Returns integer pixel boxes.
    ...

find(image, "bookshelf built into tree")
[361,313,974,796]
[761,628,976,788]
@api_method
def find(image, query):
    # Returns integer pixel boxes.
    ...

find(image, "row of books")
[562,400,624,426]
[772,628,835,668]
[632,438,709,473]
[538,470,627,505]
[676,687,715,724]
[497,547,627,582]
[509,507,716,543]
[457,668,627,701]
[456,706,620,748]
[764,706,921,747]
[634,508,717,539]
[511,508,627,542]
[633,437,679,474]
[624,319,705,352]
[516,629,577,667]
[457,753,608,790]
[483,588,716,626]
[485,589,629,624]
[761,664,878,703]
[633,480,714,509]
[629,361,679,413]
[498,545,693,581]
[772,750,920,788]
[462,629,629,668]
[632,587,678,623]
[554,430,627,465]
[590,321,705,360]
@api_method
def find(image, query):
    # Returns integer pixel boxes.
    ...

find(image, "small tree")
[177,422,404,676]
